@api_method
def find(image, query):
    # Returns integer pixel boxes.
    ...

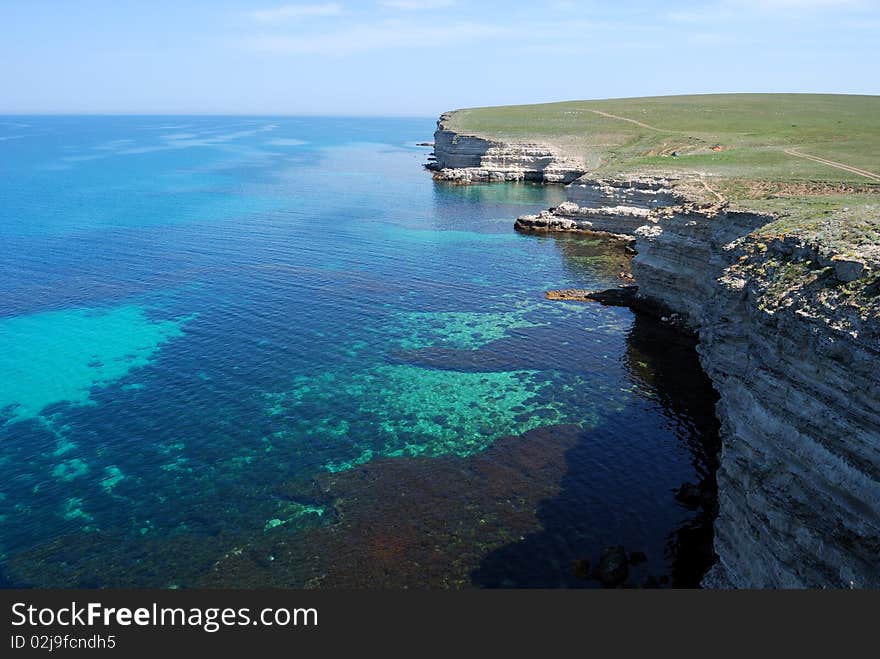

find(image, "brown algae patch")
[198,425,582,588]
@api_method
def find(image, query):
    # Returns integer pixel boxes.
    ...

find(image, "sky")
[1,0,878,116]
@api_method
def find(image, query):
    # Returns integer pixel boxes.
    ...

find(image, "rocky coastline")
[429,116,880,588]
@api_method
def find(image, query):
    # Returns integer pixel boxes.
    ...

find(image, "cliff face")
[634,205,880,588]
[514,176,684,238]
[565,177,682,209]
[514,171,880,587]
[515,202,650,236]
[631,207,770,328]
[429,113,584,183]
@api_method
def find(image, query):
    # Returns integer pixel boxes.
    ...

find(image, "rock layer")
[428,112,584,183]
[621,192,879,588]
[684,230,880,588]
[565,176,683,209]
[516,202,650,237]
[514,176,684,238]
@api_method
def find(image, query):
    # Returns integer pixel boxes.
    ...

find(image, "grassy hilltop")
[446,93,879,236]
[445,94,879,183]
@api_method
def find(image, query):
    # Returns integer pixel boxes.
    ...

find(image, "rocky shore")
[429,118,880,588]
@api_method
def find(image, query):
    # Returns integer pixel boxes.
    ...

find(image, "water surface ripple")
[0,116,719,588]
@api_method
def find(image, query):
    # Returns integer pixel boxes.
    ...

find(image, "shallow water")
[0,116,718,588]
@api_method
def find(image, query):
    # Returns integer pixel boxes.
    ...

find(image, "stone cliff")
[532,177,879,587]
[514,176,685,238]
[692,221,880,588]
[427,112,585,183]
[429,120,879,587]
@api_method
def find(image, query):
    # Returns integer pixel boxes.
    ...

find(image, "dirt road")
[784,148,880,182]
[588,109,667,132]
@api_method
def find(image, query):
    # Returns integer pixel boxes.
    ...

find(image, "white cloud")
[251,3,343,23]
[379,0,456,9]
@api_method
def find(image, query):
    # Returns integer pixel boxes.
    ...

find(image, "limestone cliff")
[682,223,880,588]
[521,174,880,587]
[428,112,584,183]
[514,176,684,238]
[515,203,651,237]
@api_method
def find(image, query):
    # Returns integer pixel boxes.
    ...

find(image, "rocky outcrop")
[516,202,649,237]
[428,112,584,183]
[565,176,684,209]
[545,286,638,306]
[514,176,684,238]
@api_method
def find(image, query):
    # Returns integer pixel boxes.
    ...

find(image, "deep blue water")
[0,116,718,588]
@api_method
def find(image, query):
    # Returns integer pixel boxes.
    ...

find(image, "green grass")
[445,93,880,185]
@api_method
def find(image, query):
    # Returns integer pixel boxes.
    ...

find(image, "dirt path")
[699,175,726,203]
[588,109,668,132]
[590,108,880,183]
[784,148,880,182]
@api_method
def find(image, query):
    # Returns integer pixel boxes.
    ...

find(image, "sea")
[0,116,719,588]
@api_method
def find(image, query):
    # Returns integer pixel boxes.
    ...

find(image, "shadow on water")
[471,312,721,588]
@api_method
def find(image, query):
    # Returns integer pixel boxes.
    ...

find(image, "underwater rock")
[629,551,648,566]
[572,559,592,580]
[674,482,716,510]
[545,286,638,306]
[675,482,703,507]
[594,546,629,587]
[197,425,585,588]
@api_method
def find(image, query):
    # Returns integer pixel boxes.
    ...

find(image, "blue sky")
[1,0,878,115]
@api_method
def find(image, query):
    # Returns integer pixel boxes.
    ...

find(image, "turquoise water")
[0,116,718,588]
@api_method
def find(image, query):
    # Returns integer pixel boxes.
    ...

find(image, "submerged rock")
[545,286,638,306]
[674,482,716,510]
[572,559,592,580]
[594,546,629,587]
[675,482,704,508]
[629,551,648,566]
